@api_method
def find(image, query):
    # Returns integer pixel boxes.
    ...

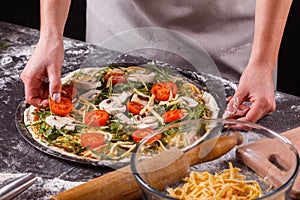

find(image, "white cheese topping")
[45,116,76,131]
[99,99,126,114]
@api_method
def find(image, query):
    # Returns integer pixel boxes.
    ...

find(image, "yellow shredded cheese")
[139,94,156,115]
[167,162,263,200]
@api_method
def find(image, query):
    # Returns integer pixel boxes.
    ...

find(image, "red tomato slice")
[105,72,127,84]
[132,128,161,144]
[81,133,105,149]
[127,101,144,115]
[161,82,177,97]
[50,97,73,116]
[84,110,109,127]
[33,115,40,121]
[151,82,177,101]
[33,108,40,121]
[162,109,184,123]
[62,84,78,99]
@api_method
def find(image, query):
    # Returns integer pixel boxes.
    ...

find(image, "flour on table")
[291,105,300,112]
[0,173,85,200]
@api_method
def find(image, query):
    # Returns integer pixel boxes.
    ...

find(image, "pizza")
[23,61,219,166]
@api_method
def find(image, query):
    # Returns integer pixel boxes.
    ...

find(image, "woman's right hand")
[21,35,64,108]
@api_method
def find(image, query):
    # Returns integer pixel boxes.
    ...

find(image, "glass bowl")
[130,119,299,200]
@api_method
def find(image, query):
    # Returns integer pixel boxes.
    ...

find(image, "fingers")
[21,66,46,108]
[237,106,262,123]
[224,91,247,119]
[30,98,49,108]
[47,65,62,103]
[23,80,49,108]
[225,94,276,123]
[226,104,250,119]
[23,72,62,107]
[21,63,62,107]
[226,96,240,114]
[238,98,276,123]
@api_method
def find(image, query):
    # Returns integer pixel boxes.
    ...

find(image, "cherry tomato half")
[62,84,78,99]
[84,110,109,127]
[127,101,144,115]
[132,128,161,144]
[162,109,184,123]
[161,82,177,97]
[50,97,73,116]
[33,108,40,121]
[151,82,177,101]
[81,133,105,149]
[105,72,127,84]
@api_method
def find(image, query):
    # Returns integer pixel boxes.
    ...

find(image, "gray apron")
[86,0,255,81]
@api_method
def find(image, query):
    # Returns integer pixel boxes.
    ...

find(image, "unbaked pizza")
[24,61,219,165]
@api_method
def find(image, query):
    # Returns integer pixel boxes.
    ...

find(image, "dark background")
[0,0,86,41]
[0,0,299,96]
[277,1,300,97]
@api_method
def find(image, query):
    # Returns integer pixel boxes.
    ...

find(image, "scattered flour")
[275,92,287,102]
[0,173,85,200]
[291,105,300,112]
[0,173,24,181]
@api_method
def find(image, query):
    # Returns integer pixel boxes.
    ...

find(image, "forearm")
[248,0,292,76]
[40,0,71,40]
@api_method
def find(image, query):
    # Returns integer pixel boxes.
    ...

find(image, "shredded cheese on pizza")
[167,162,263,200]
[24,62,219,163]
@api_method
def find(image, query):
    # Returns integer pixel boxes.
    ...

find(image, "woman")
[21,0,292,123]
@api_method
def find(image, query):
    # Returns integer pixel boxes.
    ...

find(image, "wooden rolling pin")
[51,132,243,200]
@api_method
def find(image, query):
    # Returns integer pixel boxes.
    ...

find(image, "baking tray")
[15,56,236,167]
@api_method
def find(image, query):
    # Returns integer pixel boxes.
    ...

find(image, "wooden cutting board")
[237,127,300,199]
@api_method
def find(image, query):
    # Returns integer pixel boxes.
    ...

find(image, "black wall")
[0,1,299,96]
[277,0,300,97]
[0,0,86,41]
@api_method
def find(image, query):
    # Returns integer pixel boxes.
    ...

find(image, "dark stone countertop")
[0,21,299,199]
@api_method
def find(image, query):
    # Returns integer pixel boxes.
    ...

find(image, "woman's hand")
[225,63,276,123]
[21,36,64,108]
[226,0,293,123]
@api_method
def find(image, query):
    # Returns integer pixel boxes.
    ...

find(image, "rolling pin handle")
[186,131,243,166]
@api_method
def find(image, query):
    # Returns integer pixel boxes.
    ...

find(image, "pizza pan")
[15,61,236,167]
